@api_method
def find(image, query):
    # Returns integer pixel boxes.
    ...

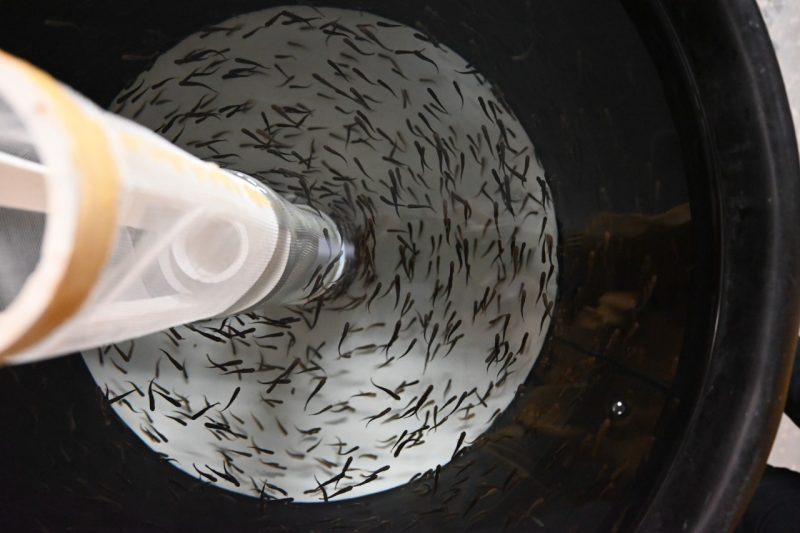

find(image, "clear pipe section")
[221,171,349,314]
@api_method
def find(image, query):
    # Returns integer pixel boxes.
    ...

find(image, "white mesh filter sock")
[0,51,346,365]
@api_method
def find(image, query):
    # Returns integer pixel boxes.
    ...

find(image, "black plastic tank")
[0,0,798,531]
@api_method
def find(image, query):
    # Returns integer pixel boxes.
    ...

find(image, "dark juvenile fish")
[221,387,241,411]
[372,378,401,400]
[159,349,184,371]
[190,402,220,421]
[304,377,327,410]
[363,407,392,426]
[108,388,137,405]
[452,431,467,459]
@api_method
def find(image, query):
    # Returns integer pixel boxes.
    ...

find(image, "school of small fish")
[83,6,558,503]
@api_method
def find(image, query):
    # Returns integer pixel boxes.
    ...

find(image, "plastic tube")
[0,50,346,365]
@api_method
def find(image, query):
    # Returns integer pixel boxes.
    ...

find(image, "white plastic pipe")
[0,50,346,365]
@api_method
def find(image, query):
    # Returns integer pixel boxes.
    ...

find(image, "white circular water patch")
[84,6,558,503]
